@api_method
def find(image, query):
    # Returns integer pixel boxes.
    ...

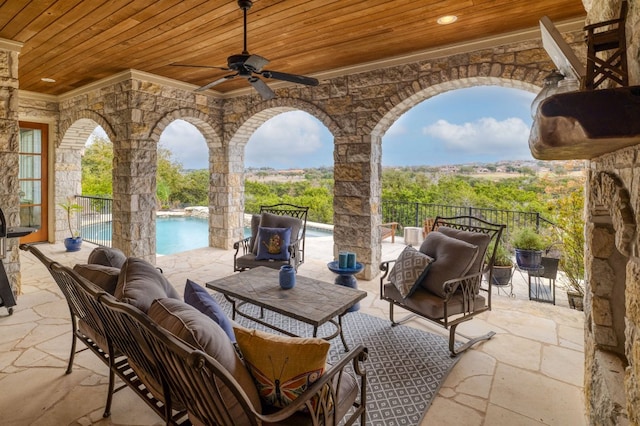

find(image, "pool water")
[82,216,332,255]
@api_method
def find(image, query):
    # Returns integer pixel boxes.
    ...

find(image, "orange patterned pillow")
[233,326,330,409]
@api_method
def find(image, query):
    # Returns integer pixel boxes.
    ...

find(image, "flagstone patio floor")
[1,236,586,425]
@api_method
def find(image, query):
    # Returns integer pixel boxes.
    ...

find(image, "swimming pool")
[82,216,332,255]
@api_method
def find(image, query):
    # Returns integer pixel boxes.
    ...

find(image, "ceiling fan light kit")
[174,0,318,99]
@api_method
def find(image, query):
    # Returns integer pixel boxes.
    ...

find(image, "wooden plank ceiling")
[0,0,586,97]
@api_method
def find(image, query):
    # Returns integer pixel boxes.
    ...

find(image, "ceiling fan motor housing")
[238,0,253,11]
[227,54,251,70]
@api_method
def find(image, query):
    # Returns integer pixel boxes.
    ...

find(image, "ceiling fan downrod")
[238,0,253,55]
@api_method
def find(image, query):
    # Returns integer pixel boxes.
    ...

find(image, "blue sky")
[94,86,537,169]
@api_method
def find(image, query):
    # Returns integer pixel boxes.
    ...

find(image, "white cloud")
[422,117,532,157]
[159,120,208,170]
[245,111,331,168]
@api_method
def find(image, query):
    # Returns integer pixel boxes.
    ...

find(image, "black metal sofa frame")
[21,243,367,425]
[379,216,505,356]
[234,203,309,272]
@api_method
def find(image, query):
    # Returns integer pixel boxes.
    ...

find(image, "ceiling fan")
[172,0,319,99]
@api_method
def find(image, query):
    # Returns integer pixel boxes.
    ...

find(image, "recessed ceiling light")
[437,15,458,25]
[41,77,56,83]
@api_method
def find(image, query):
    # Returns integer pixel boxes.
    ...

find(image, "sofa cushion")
[149,298,262,422]
[234,326,330,410]
[73,263,120,295]
[418,231,479,298]
[389,246,434,298]
[183,279,236,343]
[383,283,487,319]
[255,227,291,261]
[115,257,180,313]
[437,226,492,275]
[254,212,302,254]
[87,246,127,269]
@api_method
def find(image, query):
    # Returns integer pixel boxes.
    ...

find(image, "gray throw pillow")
[115,257,180,313]
[254,212,302,254]
[437,226,491,275]
[87,246,127,269]
[389,246,434,298]
[149,298,262,420]
[418,231,479,298]
[249,214,261,253]
[73,263,120,295]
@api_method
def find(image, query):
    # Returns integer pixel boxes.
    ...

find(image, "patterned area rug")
[212,294,459,425]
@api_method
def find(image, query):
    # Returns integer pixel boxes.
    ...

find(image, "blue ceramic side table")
[327,261,364,312]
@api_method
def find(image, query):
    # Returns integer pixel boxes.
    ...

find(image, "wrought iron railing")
[381,200,554,235]
[75,195,113,247]
[75,195,554,248]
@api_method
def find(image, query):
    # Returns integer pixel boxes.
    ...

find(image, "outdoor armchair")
[234,203,309,272]
[380,215,505,356]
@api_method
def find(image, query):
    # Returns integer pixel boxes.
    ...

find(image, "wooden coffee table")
[206,267,367,351]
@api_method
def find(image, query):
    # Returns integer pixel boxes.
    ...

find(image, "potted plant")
[485,241,513,286]
[59,198,83,252]
[511,227,546,269]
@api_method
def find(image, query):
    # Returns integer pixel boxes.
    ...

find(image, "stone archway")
[221,99,341,249]
[56,112,116,242]
[585,171,636,424]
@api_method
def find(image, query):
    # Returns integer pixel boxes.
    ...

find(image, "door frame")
[18,121,48,243]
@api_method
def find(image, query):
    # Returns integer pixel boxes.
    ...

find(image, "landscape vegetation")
[82,137,585,293]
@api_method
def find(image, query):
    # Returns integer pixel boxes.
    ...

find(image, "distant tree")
[82,137,113,196]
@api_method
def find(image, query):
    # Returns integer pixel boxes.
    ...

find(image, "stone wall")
[584,1,640,424]
[0,44,21,293]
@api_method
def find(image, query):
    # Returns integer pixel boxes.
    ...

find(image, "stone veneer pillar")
[0,39,22,294]
[582,1,640,424]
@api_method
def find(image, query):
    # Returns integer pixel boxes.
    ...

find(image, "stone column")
[333,134,379,279]
[210,142,244,249]
[0,39,22,294]
[111,89,158,261]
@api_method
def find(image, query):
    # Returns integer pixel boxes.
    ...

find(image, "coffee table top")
[206,267,367,326]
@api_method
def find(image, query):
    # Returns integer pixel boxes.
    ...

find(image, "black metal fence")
[75,195,113,247]
[381,200,554,235]
[75,195,553,248]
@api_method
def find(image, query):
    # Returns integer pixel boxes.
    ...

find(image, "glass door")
[19,122,48,243]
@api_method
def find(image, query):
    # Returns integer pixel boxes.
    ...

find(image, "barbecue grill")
[0,207,36,315]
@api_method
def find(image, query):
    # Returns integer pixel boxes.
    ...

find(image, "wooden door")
[18,122,48,243]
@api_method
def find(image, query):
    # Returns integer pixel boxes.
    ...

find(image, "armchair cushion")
[149,298,262,418]
[249,214,261,253]
[73,263,120,295]
[437,226,492,274]
[87,246,127,269]
[418,231,479,298]
[234,326,330,410]
[389,246,434,298]
[255,226,292,261]
[184,279,236,343]
[254,212,302,254]
[115,257,180,313]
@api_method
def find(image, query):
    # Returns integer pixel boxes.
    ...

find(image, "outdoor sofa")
[21,244,367,425]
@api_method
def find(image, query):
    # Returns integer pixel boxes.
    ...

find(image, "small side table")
[327,261,364,312]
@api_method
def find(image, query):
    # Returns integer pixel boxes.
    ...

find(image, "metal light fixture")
[437,15,458,25]
[530,69,565,117]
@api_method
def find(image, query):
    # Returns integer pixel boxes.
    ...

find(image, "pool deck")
[2,236,586,425]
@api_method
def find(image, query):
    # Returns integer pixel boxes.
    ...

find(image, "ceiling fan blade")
[244,54,269,72]
[170,63,230,71]
[248,77,276,100]
[261,70,319,86]
[194,73,238,92]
